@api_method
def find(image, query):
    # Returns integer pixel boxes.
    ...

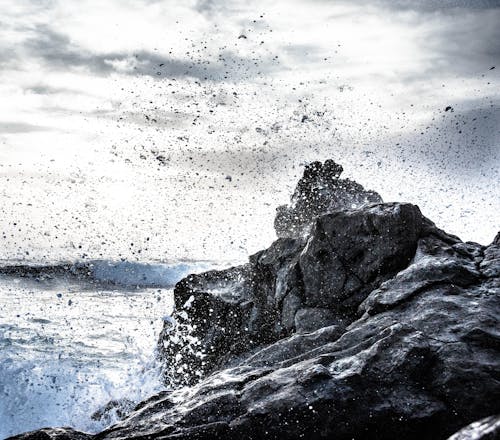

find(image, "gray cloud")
[350,0,500,11]
[344,4,500,82]
[18,24,278,82]
[26,84,81,95]
[0,122,51,133]
[195,0,219,14]
[193,0,241,17]
[9,2,498,88]
[423,10,500,75]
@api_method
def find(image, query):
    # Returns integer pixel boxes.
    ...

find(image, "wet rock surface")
[8,428,92,440]
[159,201,425,385]
[8,162,500,440]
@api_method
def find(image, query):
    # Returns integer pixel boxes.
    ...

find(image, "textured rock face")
[8,161,500,440]
[158,202,425,385]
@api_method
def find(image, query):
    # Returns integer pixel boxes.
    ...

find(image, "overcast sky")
[0,0,499,263]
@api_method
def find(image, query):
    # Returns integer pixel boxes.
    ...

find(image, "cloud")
[14,23,278,82]
[193,0,242,17]
[353,0,500,11]
[421,9,500,76]
[0,122,51,133]
[26,84,80,95]
[194,0,219,14]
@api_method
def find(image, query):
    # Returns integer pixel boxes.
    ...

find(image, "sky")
[0,0,499,263]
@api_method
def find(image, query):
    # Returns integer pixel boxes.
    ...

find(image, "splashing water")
[0,261,211,439]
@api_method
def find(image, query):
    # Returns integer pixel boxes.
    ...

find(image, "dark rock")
[294,307,338,333]
[493,231,500,246]
[274,159,382,238]
[158,201,424,385]
[8,162,499,440]
[447,416,500,439]
[7,428,91,440]
[481,234,500,278]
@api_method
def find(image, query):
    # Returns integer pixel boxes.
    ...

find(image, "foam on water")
[0,261,209,439]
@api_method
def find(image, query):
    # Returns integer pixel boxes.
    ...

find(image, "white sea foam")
[0,261,210,439]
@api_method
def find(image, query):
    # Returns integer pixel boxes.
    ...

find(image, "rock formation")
[274,159,382,237]
[8,161,500,440]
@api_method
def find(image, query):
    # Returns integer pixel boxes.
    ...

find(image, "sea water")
[0,261,210,439]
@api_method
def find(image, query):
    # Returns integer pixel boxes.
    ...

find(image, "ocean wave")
[0,260,214,288]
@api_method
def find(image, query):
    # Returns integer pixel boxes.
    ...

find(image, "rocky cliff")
[9,161,500,440]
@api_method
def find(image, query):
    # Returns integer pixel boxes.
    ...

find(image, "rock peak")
[274,159,382,238]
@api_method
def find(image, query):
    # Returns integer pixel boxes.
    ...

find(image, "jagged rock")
[8,162,500,440]
[274,160,382,238]
[447,416,500,439]
[158,202,424,385]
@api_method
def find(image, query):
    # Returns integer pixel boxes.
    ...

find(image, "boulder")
[158,201,425,385]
